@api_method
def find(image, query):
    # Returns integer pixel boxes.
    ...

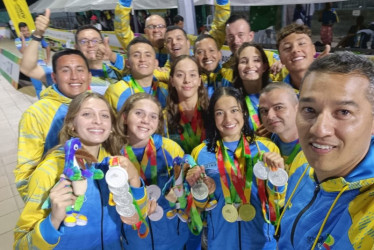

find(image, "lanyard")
[178,104,205,153]
[216,136,253,204]
[284,141,301,166]
[124,137,158,185]
[129,76,157,96]
[245,96,261,131]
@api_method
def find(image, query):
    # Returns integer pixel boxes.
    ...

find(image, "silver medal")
[268,168,288,186]
[105,167,128,188]
[191,182,209,200]
[148,205,164,221]
[116,204,136,217]
[253,161,269,180]
[109,182,129,196]
[113,191,133,206]
[147,185,161,201]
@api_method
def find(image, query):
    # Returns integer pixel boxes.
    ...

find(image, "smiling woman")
[14,92,148,249]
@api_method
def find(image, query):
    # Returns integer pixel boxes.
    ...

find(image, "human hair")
[233,42,270,94]
[116,93,164,145]
[193,34,219,53]
[260,82,298,105]
[126,36,155,59]
[225,14,250,30]
[18,22,27,29]
[302,51,374,115]
[173,15,184,24]
[52,49,89,74]
[276,23,312,50]
[165,25,188,39]
[206,87,254,152]
[74,24,103,44]
[59,92,121,155]
[166,55,209,134]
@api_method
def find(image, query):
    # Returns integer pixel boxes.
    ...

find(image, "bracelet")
[31,34,43,42]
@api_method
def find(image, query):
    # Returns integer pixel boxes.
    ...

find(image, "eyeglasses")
[145,24,166,30]
[78,38,103,46]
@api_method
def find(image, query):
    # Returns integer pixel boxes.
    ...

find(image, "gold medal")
[238,204,256,222]
[222,204,238,223]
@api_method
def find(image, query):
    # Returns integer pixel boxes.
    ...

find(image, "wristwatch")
[31,33,43,42]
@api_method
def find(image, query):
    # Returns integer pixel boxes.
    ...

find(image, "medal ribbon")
[284,141,301,165]
[179,104,205,153]
[245,96,261,131]
[129,76,157,96]
[217,143,234,205]
[124,137,158,185]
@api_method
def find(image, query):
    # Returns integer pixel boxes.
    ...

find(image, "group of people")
[13,0,374,249]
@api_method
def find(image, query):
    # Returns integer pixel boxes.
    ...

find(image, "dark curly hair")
[206,87,254,152]
[166,55,209,135]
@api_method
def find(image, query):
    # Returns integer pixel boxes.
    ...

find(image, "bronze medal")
[222,204,238,223]
[238,204,256,222]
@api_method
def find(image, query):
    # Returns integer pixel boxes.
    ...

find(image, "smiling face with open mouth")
[297,71,374,181]
[124,99,160,148]
[165,29,190,60]
[214,95,244,142]
[73,97,112,148]
[238,46,267,83]
[194,37,222,73]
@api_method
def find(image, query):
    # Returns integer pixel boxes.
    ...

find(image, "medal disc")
[203,176,216,194]
[109,183,129,196]
[116,204,136,218]
[113,191,133,206]
[238,204,256,222]
[120,212,140,225]
[222,204,238,223]
[147,185,161,201]
[268,168,288,186]
[191,182,209,200]
[148,205,164,221]
[106,167,128,188]
[253,161,269,180]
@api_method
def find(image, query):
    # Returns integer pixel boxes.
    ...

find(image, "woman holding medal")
[14,92,147,249]
[233,42,270,133]
[188,87,287,249]
[116,92,190,249]
[165,55,209,154]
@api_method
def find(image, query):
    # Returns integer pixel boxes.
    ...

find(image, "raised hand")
[186,165,205,187]
[34,8,50,37]
[262,152,285,171]
[118,156,141,187]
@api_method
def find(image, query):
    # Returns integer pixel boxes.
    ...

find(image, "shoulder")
[254,136,280,153]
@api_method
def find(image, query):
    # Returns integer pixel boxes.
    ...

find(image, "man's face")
[259,88,298,139]
[165,29,190,60]
[20,26,31,38]
[297,72,374,181]
[75,29,103,61]
[278,33,316,76]
[127,42,158,79]
[52,54,91,98]
[225,19,254,54]
[194,38,222,73]
[176,21,184,29]
[144,15,166,48]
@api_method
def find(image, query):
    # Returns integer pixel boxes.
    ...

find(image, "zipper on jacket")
[148,217,155,250]
[96,180,105,250]
[238,221,242,250]
[290,184,320,246]
[177,219,180,235]
[209,212,214,239]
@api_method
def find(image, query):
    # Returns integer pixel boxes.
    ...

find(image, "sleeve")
[15,38,22,50]
[15,109,46,200]
[104,81,122,113]
[114,4,135,51]
[208,0,231,49]
[14,155,62,249]
[41,39,49,48]
[130,178,148,218]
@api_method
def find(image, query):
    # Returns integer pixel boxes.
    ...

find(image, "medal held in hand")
[268,168,288,187]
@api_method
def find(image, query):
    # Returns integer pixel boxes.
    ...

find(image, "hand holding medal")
[253,152,288,187]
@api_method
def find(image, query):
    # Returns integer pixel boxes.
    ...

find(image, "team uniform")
[191,137,285,249]
[121,134,190,250]
[277,137,374,249]
[271,134,301,173]
[15,85,73,200]
[14,146,147,249]
[104,74,168,112]
[202,64,233,98]
[283,74,300,94]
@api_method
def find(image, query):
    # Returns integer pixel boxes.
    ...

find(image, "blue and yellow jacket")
[202,64,233,98]
[15,85,72,201]
[191,137,285,249]
[104,75,168,113]
[122,134,190,250]
[277,137,374,249]
[14,146,147,250]
[114,0,230,68]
